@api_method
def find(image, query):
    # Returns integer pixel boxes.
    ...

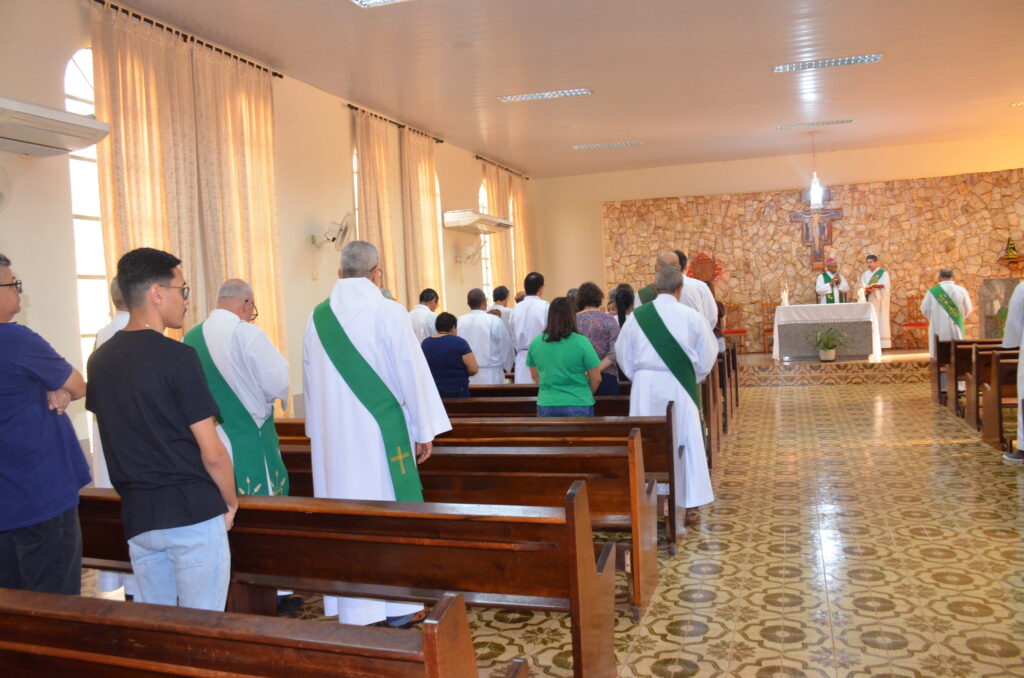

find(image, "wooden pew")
[981,355,1019,452]
[443,395,631,418]
[79,483,616,678]
[470,383,632,398]
[0,588,527,678]
[932,339,952,405]
[947,339,1003,416]
[964,346,1014,429]
[728,344,740,411]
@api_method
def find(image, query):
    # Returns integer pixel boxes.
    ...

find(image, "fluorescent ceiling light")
[1010,101,1024,108]
[498,88,592,103]
[571,141,643,150]
[350,0,412,7]
[774,54,882,73]
[778,119,854,131]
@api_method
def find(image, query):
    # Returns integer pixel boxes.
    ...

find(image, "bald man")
[636,250,718,330]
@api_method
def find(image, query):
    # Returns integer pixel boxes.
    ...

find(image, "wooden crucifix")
[790,208,843,272]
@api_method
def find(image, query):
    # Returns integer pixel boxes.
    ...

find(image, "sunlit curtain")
[510,174,532,295]
[91,6,201,326]
[191,47,287,359]
[354,110,399,295]
[400,129,443,306]
[483,162,513,293]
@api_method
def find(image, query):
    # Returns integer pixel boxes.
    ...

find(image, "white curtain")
[400,129,443,306]
[354,110,399,297]
[483,162,514,294]
[510,174,532,295]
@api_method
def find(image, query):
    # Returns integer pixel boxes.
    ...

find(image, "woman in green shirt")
[526,296,607,416]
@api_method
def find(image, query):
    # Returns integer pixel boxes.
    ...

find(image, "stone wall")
[602,167,1024,351]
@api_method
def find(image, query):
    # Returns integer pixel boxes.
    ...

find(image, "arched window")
[352,149,360,237]
[65,48,109,370]
[478,179,492,298]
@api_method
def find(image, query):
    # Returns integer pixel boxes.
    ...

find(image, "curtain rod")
[93,0,283,78]
[476,155,529,180]
[347,104,443,144]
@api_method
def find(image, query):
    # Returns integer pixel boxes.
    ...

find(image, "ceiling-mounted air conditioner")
[0,96,109,156]
[443,210,512,235]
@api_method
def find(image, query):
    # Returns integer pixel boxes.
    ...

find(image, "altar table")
[772,302,882,362]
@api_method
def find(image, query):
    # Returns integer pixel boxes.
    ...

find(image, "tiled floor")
[85,382,1024,677]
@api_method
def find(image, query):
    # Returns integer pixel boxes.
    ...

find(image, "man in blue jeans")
[87,248,238,610]
[0,253,91,594]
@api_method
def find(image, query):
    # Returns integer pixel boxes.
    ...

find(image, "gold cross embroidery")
[390,447,411,474]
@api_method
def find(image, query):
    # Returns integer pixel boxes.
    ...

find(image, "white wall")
[529,134,1024,297]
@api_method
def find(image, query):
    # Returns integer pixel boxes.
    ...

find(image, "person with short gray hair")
[920,268,972,359]
[459,287,514,384]
[340,240,381,280]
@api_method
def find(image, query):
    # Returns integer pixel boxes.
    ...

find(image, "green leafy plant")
[810,327,846,350]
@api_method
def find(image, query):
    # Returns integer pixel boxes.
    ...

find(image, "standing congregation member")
[510,272,550,384]
[90,276,134,598]
[422,312,478,398]
[615,266,719,524]
[860,255,892,349]
[409,288,439,343]
[1000,281,1024,463]
[303,241,450,627]
[459,287,513,385]
[815,258,850,304]
[0,253,90,595]
[87,248,237,611]
[488,285,513,332]
[920,268,973,359]
[526,297,603,416]
[636,251,717,330]
[575,282,621,396]
[613,283,635,326]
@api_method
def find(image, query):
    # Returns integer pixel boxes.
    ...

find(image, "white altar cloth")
[772,302,882,362]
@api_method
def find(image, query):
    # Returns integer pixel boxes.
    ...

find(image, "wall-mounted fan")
[312,212,354,280]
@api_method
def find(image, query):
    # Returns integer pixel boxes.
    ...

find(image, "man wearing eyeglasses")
[0,253,91,596]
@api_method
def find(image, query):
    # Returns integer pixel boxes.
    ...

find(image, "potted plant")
[811,327,845,362]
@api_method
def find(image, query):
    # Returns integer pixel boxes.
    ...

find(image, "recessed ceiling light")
[1010,101,1024,108]
[498,88,592,103]
[350,0,412,7]
[778,119,854,131]
[571,141,643,150]
[774,54,882,73]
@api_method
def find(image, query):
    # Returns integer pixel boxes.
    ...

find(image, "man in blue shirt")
[0,253,90,594]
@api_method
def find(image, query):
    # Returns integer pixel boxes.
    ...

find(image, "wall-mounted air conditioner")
[0,96,109,156]
[443,210,512,235]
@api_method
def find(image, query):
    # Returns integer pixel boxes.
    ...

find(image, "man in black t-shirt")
[87,248,238,611]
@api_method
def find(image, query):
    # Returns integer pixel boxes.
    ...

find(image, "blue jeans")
[537,405,595,417]
[128,514,230,611]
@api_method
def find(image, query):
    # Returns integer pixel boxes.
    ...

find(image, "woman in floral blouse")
[575,282,621,396]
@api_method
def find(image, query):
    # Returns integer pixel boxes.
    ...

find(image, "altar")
[773,302,882,362]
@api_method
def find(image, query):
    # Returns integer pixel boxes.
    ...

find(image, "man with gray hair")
[303,240,450,628]
[615,266,719,529]
[636,250,718,330]
[920,268,972,359]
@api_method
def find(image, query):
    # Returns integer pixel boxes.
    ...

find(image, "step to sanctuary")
[739,349,930,387]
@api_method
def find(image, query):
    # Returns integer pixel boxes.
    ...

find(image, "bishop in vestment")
[303,241,451,626]
[815,259,850,304]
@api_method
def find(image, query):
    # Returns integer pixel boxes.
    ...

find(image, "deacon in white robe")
[1000,281,1024,461]
[197,280,290,491]
[459,288,514,385]
[408,289,439,344]
[815,259,850,304]
[920,269,973,358]
[860,256,892,349]
[303,242,451,626]
[90,278,132,595]
[510,273,550,384]
[615,268,719,511]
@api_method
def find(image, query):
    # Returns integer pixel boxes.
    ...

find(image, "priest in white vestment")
[459,288,514,384]
[90,278,132,595]
[510,272,550,384]
[408,288,439,344]
[1000,282,1024,463]
[615,267,719,514]
[815,258,850,304]
[860,255,892,349]
[488,285,513,333]
[303,241,451,626]
[920,268,973,358]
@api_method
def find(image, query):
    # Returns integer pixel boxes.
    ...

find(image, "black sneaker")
[1002,450,1024,463]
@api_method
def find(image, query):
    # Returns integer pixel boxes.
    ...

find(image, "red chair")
[901,294,928,349]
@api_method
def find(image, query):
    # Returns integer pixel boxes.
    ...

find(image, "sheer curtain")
[192,47,287,358]
[91,6,201,325]
[510,174,532,294]
[354,110,399,295]
[400,129,443,305]
[483,162,513,293]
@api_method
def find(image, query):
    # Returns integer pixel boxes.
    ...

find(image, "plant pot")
[819,349,836,362]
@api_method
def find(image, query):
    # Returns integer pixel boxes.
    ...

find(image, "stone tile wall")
[603,168,1024,351]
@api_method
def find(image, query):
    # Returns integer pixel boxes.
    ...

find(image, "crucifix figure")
[791,208,843,272]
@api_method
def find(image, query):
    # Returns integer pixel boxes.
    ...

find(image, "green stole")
[637,283,657,306]
[822,272,845,304]
[312,299,422,501]
[928,284,965,333]
[183,324,288,496]
[867,268,886,287]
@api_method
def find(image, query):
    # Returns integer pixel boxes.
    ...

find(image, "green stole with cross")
[183,324,289,496]
[822,272,846,304]
[312,299,422,501]
[928,284,965,334]
[867,268,886,287]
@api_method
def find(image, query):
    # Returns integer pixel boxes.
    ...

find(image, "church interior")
[2,0,1024,676]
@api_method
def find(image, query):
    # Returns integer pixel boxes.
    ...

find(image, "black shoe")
[276,594,304,616]
[1003,450,1024,463]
